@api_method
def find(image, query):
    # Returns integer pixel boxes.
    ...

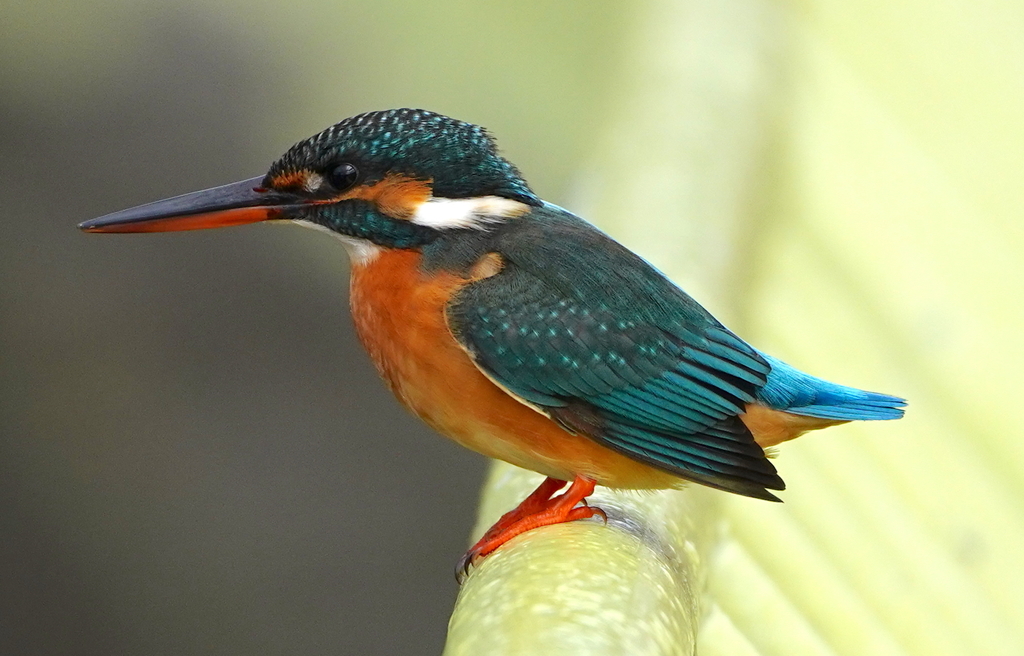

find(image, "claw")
[455,474,604,583]
[455,551,478,584]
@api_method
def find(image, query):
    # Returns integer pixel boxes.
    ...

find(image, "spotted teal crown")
[266,109,539,205]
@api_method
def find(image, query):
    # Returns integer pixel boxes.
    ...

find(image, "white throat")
[292,220,383,265]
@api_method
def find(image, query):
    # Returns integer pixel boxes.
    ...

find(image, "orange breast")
[347,249,680,489]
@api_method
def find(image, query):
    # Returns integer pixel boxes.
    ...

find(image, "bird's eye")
[327,163,359,192]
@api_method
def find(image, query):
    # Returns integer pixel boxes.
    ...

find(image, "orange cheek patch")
[336,174,433,219]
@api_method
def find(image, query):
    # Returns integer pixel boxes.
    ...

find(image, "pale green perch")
[445,462,723,655]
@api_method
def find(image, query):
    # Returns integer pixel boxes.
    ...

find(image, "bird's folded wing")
[446,260,785,500]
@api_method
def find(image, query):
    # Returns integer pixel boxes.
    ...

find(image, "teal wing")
[444,224,785,500]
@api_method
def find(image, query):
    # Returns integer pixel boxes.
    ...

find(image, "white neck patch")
[286,195,530,264]
[292,219,384,265]
[410,196,529,230]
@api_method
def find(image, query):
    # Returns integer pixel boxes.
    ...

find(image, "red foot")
[456,474,606,581]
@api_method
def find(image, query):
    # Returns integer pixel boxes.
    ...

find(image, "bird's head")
[80,109,540,254]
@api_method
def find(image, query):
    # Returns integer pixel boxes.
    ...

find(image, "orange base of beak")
[80,207,279,234]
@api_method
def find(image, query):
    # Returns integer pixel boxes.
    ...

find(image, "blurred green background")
[3,0,1023,654]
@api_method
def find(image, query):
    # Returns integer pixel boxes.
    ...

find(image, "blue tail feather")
[756,353,906,421]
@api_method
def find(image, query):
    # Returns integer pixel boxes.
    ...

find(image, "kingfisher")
[80,108,906,575]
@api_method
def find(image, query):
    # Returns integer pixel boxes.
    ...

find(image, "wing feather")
[446,233,785,500]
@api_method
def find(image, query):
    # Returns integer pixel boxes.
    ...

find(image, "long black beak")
[79,176,306,233]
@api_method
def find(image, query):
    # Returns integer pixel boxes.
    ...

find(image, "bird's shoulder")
[424,203,726,339]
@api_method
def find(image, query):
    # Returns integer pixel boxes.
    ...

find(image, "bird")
[80,108,906,576]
